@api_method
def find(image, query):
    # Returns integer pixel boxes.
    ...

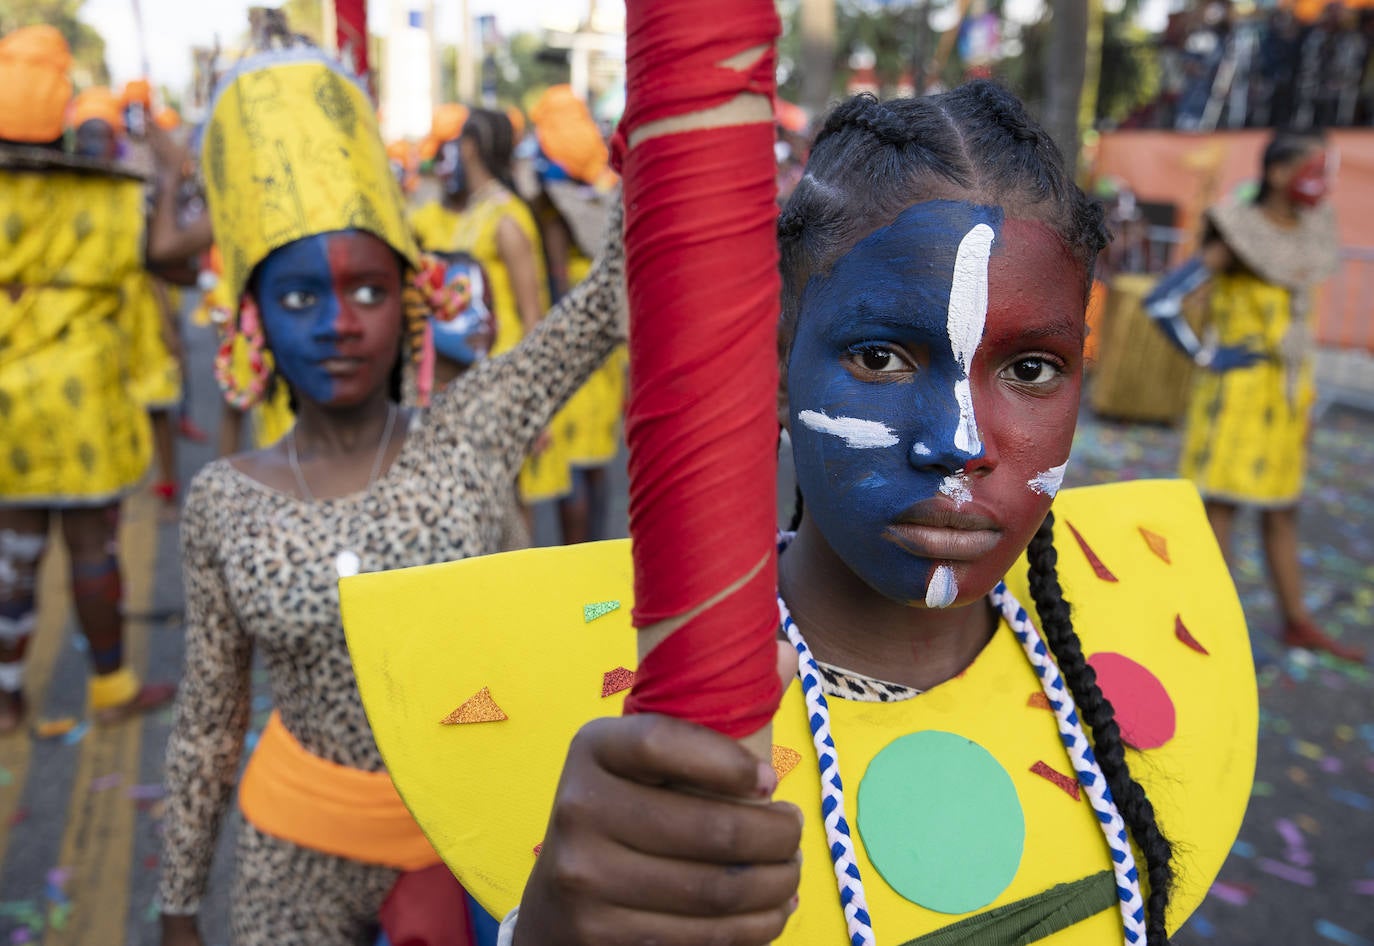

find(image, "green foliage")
[0,0,109,85]
[1095,12,1159,125]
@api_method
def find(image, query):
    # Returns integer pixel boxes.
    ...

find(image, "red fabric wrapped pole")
[335,0,370,83]
[617,0,784,739]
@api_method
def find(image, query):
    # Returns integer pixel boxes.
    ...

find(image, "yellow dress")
[447,188,570,503]
[125,272,183,411]
[1179,274,1314,506]
[1180,200,1339,508]
[550,250,625,468]
[341,480,1257,943]
[0,166,151,505]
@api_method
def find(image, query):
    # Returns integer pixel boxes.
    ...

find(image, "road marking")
[44,493,159,946]
[0,531,71,866]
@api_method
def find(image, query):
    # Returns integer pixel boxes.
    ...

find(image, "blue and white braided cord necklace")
[989,581,1147,944]
[777,580,1145,946]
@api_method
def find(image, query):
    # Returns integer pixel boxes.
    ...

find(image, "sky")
[81,0,564,89]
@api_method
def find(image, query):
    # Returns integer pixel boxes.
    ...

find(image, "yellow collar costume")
[201,47,428,869]
[341,479,1257,944]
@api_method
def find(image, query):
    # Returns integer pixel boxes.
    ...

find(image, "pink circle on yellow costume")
[1088,652,1176,750]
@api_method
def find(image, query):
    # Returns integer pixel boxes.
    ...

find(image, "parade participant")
[156,47,624,946]
[342,84,1258,946]
[0,28,185,733]
[1144,131,1360,662]
[70,87,187,507]
[528,85,624,543]
[410,104,469,253]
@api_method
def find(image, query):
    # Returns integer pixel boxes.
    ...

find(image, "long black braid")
[1027,512,1174,945]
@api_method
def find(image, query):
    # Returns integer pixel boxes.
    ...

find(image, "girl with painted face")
[340,84,1258,946]
[1143,132,1358,662]
[157,49,624,946]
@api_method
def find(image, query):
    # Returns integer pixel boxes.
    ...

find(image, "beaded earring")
[212,295,271,410]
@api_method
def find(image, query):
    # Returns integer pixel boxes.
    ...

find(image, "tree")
[1042,0,1088,170]
[0,0,109,85]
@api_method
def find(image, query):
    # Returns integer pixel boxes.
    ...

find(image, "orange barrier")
[1095,129,1374,352]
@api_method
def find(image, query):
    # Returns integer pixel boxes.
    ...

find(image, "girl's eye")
[1004,357,1061,385]
[281,290,315,311]
[849,344,910,374]
[353,285,385,305]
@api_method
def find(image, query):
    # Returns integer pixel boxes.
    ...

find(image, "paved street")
[0,312,1370,945]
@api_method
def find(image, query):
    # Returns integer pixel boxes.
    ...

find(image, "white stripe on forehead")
[798,410,899,449]
[948,223,996,455]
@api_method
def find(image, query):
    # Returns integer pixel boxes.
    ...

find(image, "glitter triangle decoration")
[1030,760,1082,801]
[601,666,636,698]
[1139,527,1171,564]
[583,599,621,623]
[1064,520,1119,583]
[1174,614,1209,655]
[772,745,802,782]
[440,686,508,725]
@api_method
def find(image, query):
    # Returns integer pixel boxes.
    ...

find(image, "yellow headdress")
[202,49,418,304]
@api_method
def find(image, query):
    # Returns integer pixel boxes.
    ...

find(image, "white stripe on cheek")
[947,224,996,455]
[1028,461,1069,497]
[798,410,899,449]
[926,564,958,608]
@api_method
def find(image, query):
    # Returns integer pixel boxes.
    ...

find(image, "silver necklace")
[287,403,399,578]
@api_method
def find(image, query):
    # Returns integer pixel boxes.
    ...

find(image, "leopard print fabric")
[159,234,624,919]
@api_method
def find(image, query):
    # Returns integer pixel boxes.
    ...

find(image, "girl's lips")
[884,522,1002,560]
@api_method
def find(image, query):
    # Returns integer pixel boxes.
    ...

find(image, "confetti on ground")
[126,783,165,801]
[31,718,78,740]
[1258,857,1316,886]
[1329,788,1373,811]
[89,773,122,793]
[59,722,89,746]
[1316,920,1373,946]
[1208,881,1252,906]
[1352,879,1374,896]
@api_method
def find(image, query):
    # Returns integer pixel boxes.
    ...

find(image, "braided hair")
[780,82,1175,944]
[1028,512,1174,945]
[778,82,1108,365]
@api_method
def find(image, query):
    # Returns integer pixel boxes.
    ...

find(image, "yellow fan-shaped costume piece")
[0,162,151,504]
[341,480,1257,943]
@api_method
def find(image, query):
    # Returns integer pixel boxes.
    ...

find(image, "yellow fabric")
[0,170,151,504]
[341,480,1257,943]
[203,54,418,305]
[239,711,441,871]
[88,667,140,711]
[70,86,124,134]
[429,189,565,501]
[125,273,183,410]
[1180,273,1314,507]
[0,25,72,143]
[408,201,465,254]
[549,251,625,467]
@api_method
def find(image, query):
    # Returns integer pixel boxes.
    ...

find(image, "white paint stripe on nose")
[798,410,899,448]
[947,223,996,455]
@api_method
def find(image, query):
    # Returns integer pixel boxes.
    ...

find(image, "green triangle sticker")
[583,600,621,623]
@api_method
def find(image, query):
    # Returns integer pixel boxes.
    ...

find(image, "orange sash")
[239,711,440,871]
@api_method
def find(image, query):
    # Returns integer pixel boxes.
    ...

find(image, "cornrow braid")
[1026,512,1174,946]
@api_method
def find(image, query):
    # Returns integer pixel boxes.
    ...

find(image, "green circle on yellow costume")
[858,730,1025,914]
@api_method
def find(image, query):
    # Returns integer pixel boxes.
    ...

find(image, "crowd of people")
[1135,0,1374,130]
[0,4,1363,945]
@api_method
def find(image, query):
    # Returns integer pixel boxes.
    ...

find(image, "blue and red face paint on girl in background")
[787,200,1088,610]
[254,230,405,408]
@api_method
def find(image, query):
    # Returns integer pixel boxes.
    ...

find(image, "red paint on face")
[322,231,405,406]
[940,217,1086,604]
[1288,151,1329,208]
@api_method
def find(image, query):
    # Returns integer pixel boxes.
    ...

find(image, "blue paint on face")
[787,200,1004,605]
[255,234,342,404]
